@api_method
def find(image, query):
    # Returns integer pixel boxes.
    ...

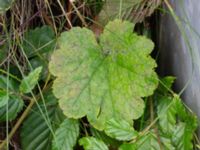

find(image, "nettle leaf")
[172,122,196,150]
[160,136,175,150]
[119,132,162,150]
[0,94,23,121]
[105,118,138,141]
[79,137,108,150]
[0,75,23,122]
[49,19,158,130]
[0,90,8,108]
[20,66,42,93]
[0,75,18,91]
[119,132,175,150]
[135,132,161,150]
[157,96,197,150]
[0,0,15,13]
[23,26,56,58]
[157,96,177,135]
[52,118,79,150]
[21,91,65,150]
[172,98,197,150]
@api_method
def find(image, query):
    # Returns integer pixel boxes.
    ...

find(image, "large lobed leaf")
[49,19,158,130]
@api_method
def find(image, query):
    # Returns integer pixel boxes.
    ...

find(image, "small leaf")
[0,0,15,13]
[0,95,24,121]
[49,19,158,130]
[29,57,48,80]
[20,66,42,93]
[157,76,176,94]
[105,118,138,141]
[21,91,65,150]
[79,137,108,150]
[52,118,79,150]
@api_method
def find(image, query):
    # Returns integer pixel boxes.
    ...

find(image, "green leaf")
[119,131,161,150]
[160,135,175,150]
[52,118,79,150]
[0,75,18,91]
[120,132,175,150]
[21,91,65,150]
[22,26,56,58]
[172,122,194,150]
[0,90,8,108]
[0,94,23,121]
[20,66,42,93]
[0,0,15,13]
[49,19,158,130]
[157,95,197,150]
[135,132,161,150]
[0,75,23,122]
[157,96,177,136]
[171,97,197,150]
[119,143,137,150]
[79,137,108,150]
[29,57,48,80]
[90,128,121,147]
[157,76,176,94]
[105,118,138,141]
